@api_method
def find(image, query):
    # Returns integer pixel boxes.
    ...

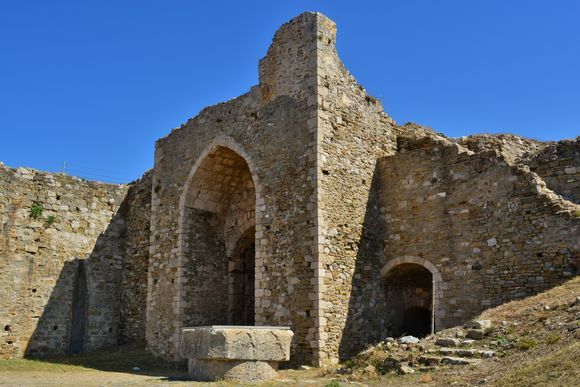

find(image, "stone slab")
[181,326,293,361]
[188,358,278,382]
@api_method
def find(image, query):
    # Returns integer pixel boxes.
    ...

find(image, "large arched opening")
[382,258,441,338]
[177,144,257,329]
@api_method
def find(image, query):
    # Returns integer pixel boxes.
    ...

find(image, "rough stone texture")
[525,138,579,203]
[188,358,278,382]
[147,13,321,365]
[118,171,152,344]
[181,326,292,361]
[0,164,150,358]
[1,12,579,367]
[376,135,578,336]
[456,134,546,164]
[181,326,292,382]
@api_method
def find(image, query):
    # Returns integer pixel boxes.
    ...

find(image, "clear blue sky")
[1,1,578,183]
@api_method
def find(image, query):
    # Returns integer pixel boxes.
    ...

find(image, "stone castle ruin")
[1,12,578,366]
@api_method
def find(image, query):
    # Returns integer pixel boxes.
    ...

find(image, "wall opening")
[179,146,256,328]
[68,260,87,354]
[383,263,433,338]
[228,226,255,325]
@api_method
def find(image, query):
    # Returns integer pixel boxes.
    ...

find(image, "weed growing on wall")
[29,203,43,219]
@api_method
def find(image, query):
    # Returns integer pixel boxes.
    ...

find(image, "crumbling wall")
[525,138,579,203]
[376,136,578,340]
[0,164,128,358]
[456,134,546,164]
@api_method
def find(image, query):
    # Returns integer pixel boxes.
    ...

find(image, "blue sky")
[1,1,578,183]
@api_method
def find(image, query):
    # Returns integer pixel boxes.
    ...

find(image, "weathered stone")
[399,364,415,374]
[181,326,293,361]
[181,326,293,382]
[0,11,578,368]
[188,358,278,382]
[472,320,492,330]
[435,337,460,347]
[466,329,485,340]
[398,336,420,344]
[442,356,480,366]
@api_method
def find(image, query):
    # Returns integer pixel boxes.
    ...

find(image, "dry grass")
[494,341,580,386]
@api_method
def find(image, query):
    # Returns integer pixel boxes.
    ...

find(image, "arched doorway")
[177,145,256,329]
[383,263,433,338]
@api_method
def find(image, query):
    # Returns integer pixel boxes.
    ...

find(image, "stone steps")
[427,347,495,358]
[418,355,481,366]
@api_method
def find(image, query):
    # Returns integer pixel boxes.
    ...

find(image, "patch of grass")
[496,341,580,386]
[29,202,43,219]
[46,215,57,225]
[517,336,537,351]
[545,332,561,345]
[325,380,342,387]
[496,335,512,348]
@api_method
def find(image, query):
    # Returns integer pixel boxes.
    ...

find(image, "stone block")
[181,326,293,382]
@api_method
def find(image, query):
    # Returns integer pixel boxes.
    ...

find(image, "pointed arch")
[174,136,263,357]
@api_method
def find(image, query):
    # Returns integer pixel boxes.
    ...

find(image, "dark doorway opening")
[384,263,433,338]
[68,260,87,354]
[228,227,255,326]
[403,306,431,337]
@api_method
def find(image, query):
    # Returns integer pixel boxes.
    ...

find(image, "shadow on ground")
[33,344,188,378]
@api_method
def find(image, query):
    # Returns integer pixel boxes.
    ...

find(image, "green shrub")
[29,203,43,219]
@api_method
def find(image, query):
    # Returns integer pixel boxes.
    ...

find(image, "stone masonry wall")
[525,138,579,203]
[376,136,578,342]
[312,15,437,364]
[147,13,321,365]
[119,171,152,344]
[313,15,396,365]
[0,164,128,358]
[0,163,151,358]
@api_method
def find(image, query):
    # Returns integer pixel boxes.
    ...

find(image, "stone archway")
[381,257,442,337]
[175,140,261,341]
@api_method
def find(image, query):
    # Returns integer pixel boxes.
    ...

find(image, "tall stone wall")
[0,164,151,359]
[147,13,321,364]
[374,136,578,345]
[311,16,396,365]
[0,164,128,358]
[119,171,152,344]
[311,16,439,364]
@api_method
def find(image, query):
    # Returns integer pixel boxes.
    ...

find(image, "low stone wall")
[0,164,150,359]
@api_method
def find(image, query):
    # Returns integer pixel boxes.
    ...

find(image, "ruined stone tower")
[1,12,577,366]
